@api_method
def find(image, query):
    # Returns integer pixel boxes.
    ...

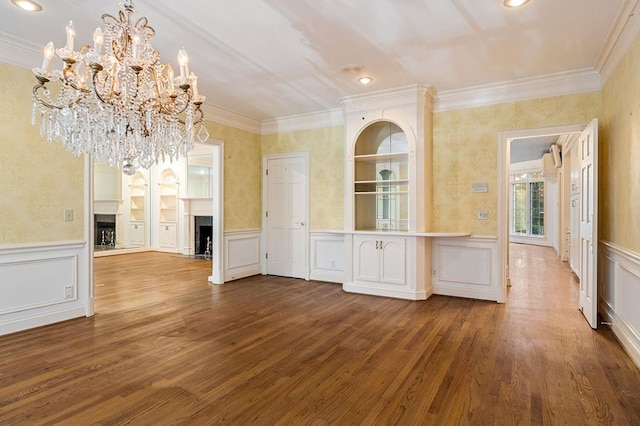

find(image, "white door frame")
[262,152,310,279]
[208,140,224,285]
[497,124,585,303]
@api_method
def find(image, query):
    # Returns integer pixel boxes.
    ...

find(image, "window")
[510,171,544,237]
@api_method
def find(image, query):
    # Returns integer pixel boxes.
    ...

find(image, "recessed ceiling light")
[503,0,530,7]
[357,76,373,85]
[11,0,42,12]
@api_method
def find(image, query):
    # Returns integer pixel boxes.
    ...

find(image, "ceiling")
[0,0,628,121]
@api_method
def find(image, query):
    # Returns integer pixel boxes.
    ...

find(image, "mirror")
[187,154,213,198]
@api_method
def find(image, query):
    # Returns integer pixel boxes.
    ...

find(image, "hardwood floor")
[1,246,639,424]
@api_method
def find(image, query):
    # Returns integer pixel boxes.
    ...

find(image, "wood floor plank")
[0,246,639,424]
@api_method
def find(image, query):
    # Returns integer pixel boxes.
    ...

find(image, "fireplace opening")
[194,216,213,258]
[95,214,116,247]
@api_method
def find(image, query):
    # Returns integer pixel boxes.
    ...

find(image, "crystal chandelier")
[31,0,209,175]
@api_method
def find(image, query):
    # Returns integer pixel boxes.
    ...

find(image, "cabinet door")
[130,222,145,246]
[159,223,177,248]
[354,236,380,282]
[379,237,406,285]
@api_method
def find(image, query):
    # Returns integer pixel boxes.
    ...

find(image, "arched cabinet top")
[354,121,409,156]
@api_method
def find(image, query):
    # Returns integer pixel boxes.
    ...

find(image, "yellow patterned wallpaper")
[602,31,640,253]
[0,63,84,244]
[207,121,262,230]
[433,92,601,235]
[261,126,344,230]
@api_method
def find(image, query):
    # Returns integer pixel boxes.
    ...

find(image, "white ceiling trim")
[261,108,344,135]
[200,103,261,135]
[595,0,640,85]
[433,69,602,113]
[0,31,40,69]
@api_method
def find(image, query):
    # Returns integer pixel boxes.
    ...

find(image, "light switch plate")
[477,209,489,220]
[64,209,73,222]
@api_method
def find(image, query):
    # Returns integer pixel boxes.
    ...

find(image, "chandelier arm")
[90,66,114,106]
[32,83,62,111]
[158,89,191,116]
[61,65,90,95]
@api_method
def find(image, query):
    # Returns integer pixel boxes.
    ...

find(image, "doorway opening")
[498,124,585,304]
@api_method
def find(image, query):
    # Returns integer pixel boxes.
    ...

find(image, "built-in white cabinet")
[129,222,145,246]
[354,235,406,285]
[158,168,179,249]
[128,171,147,246]
[342,85,435,300]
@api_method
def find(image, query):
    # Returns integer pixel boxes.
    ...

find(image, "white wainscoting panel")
[0,241,90,336]
[600,241,640,369]
[432,236,499,301]
[309,232,345,283]
[224,230,261,282]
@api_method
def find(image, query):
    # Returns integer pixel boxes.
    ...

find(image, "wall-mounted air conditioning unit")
[550,144,562,168]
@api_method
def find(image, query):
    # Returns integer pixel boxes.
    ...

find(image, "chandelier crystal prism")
[31,0,209,174]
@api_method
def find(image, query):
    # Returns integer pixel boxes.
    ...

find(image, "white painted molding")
[261,108,344,135]
[600,241,640,370]
[595,0,640,85]
[200,103,262,135]
[432,236,499,302]
[434,69,602,112]
[340,84,436,114]
[0,240,85,254]
[0,240,90,336]
[0,31,41,69]
[224,229,261,282]
[309,232,345,283]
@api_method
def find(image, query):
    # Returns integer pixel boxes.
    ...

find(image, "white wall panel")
[0,241,90,336]
[0,256,77,314]
[432,236,499,301]
[600,241,640,370]
[224,230,261,281]
[310,233,344,283]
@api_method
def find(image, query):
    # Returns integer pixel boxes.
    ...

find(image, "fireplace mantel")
[180,198,214,256]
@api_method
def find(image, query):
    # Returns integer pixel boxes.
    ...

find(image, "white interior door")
[265,155,308,279]
[579,119,598,329]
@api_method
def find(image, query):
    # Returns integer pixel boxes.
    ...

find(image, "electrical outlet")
[432,268,437,277]
[64,209,73,222]
[64,286,73,299]
[477,209,489,220]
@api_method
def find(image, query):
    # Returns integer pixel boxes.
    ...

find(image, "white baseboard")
[343,282,429,301]
[0,306,87,336]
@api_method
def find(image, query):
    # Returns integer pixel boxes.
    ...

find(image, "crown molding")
[595,0,640,85]
[261,108,344,135]
[200,103,262,135]
[0,31,41,69]
[433,68,602,112]
[339,84,435,114]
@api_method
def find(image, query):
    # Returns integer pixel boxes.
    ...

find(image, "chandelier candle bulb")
[93,28,103,55]
[132,29,141,61]
[192,76,199,98]
[65,21,75,52]
[177,48,189,82]
[41,41,54,71]
[167,65,175,93]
